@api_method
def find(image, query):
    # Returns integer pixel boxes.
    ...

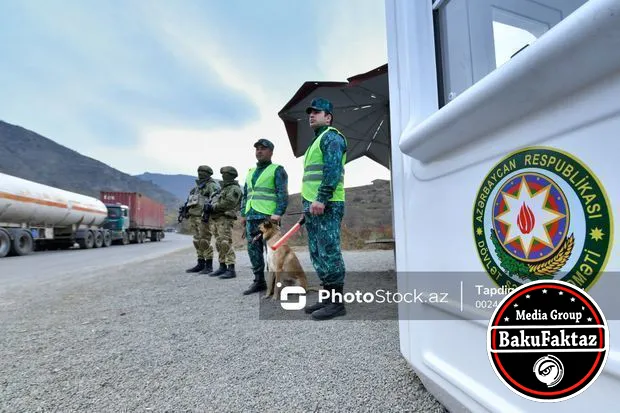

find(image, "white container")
[385,0,619,411]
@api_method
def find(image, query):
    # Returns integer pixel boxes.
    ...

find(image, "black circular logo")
[487,280,609,402]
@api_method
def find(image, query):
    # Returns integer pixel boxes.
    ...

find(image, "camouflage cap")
[253,138,274,150]
[220,166,238,177]
[197,165,213,175]
[305,97,333,114]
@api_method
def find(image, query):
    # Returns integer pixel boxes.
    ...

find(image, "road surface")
[0,246,445,412]
[0,232,193,291]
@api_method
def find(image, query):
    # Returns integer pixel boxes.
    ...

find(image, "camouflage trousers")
[246,219,266,279]
[303,200,346,286]
[211,216,236,265]
[188,215,213,260]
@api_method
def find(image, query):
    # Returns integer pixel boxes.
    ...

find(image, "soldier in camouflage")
[301,98,348,320]
[240,138,289,295]
[202,166,243,279]
[185,165,220,273]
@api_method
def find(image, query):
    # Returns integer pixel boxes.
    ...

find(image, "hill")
[137,172,395,249]
[0,120,182,223]
[279,179,394,249]
[192,178,394,251]
[134,172,196,201]
[0,119,394,248]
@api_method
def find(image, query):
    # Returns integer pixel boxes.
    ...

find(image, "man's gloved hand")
[201,202,213,224]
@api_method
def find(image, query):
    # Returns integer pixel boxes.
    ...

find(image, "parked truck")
[100,191,165,245]
[0,171,165,258]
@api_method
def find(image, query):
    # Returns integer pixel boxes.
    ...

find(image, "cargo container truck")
[100,191,165,245]
[0,172,165,258]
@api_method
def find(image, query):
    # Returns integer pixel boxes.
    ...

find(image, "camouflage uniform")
[301,98,347,320]
[203,166,243,279]
[302,127,347,285]
[185,165,220,273]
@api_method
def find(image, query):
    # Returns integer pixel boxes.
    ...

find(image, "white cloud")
[317,0,388,80]
[107,0,391,194]
[2,0,391,197]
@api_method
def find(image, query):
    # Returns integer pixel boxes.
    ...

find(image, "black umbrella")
[277,64,390,169]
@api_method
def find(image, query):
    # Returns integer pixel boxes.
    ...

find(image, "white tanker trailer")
[0,172,164,258]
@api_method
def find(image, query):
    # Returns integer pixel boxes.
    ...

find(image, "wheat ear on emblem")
[528,234,574,276]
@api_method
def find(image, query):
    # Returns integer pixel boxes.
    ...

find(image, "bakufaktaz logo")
[487,280,609,402]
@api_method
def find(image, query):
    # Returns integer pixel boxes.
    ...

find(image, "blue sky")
[0,0,390,194]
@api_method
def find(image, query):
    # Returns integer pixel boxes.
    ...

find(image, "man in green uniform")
[185,165,220,274]
[240,138,289,295]
[301,98,348,320]
[202,166,243,279]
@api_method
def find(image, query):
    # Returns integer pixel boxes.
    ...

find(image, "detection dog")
[255,219,315,301]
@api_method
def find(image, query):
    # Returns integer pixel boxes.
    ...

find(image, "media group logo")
[487,280,609,402]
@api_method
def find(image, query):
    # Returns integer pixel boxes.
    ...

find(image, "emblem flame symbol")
[517,202,535,234]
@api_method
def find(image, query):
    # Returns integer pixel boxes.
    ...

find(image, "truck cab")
[385,0,618,411]
[103,203,130,244]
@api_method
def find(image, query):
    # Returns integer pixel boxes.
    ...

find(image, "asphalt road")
[0,232,194,292]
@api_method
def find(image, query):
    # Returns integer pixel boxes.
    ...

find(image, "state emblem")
[473,147,613,291]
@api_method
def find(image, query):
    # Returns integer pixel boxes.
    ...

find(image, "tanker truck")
[0,172,165,258]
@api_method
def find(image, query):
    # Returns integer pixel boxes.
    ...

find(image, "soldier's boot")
[207,263,227,277]
[198,259,214,275]
[305,283,328,314]
[186,258,206,273]
[311,284,346,320]
[243,272,266,295]
[219,264,236,279]
[305,296,329,313]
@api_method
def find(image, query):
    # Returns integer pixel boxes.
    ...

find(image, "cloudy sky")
[0,0,392,194]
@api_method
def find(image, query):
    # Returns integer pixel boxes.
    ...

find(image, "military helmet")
[197,165,213,175]
[220,166,238,178]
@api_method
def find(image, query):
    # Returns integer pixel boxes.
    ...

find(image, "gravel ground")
[0,247,447,412]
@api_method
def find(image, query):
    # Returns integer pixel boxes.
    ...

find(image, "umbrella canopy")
[278,64,390,169]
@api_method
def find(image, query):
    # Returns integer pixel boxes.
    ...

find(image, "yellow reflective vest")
[301,126,347,202]
[245,163,279,215]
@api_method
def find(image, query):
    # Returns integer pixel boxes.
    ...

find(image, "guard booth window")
[432,0,588,107]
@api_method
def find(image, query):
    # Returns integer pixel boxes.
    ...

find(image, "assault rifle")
[177,202,189,223]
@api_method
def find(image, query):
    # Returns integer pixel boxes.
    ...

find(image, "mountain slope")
[135,172,196,201]
[0,119,395,247]
[0,120,182,218]
[202,178,394,250]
